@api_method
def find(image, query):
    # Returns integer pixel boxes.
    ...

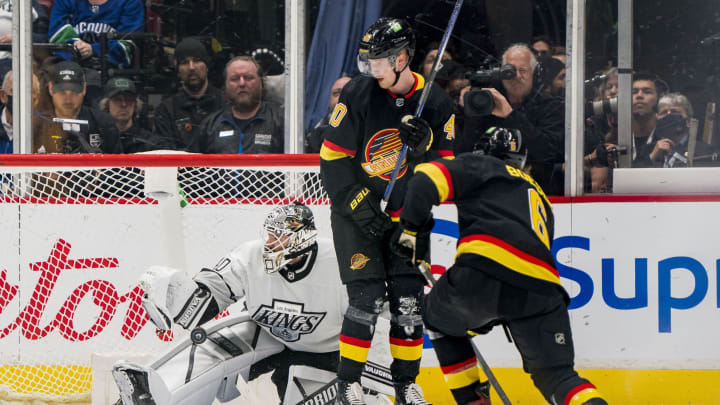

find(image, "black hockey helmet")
[474,127,528,169]
[359,17,416,62]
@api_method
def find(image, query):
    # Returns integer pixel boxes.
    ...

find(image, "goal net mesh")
[0,154,328,402]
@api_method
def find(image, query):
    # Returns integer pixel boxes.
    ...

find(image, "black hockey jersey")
[401,153,567,298]
[320,72,455,217]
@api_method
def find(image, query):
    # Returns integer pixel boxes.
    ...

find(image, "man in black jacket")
[101,77,167,153]
[199,56,284,154]
[36,60,120,153]
[459,43,564,194]
[153,37,223,152]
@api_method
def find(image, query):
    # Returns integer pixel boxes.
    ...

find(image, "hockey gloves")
[398,115,433,152]
[344,185,394,238]
[391,217,434,267]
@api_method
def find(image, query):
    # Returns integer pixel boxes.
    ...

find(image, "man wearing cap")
[154,37,223,152]
[34,60,120,153]
[101,77,165,153]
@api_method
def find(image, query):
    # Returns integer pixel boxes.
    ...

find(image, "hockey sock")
[388,275,425,383]
[338,317,374,382]
[431,333,487,403]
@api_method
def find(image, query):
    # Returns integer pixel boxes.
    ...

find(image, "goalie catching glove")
[391,217,434,266]
[398,115,433,152]
[140,266,213,331]
[343,184,394,238]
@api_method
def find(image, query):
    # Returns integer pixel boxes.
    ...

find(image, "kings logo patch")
[252,299,326,342]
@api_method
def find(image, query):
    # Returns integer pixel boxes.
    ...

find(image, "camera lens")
[464,89,494,117]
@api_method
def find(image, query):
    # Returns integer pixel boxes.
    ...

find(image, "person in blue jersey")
[48,0,144,69]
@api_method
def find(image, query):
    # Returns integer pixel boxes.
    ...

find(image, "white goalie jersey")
[194,238,347,353]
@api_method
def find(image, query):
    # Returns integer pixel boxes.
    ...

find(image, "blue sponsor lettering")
[552,236,716,333]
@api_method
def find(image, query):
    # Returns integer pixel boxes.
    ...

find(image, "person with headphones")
[459,43,565,195]
[198,55,284,154]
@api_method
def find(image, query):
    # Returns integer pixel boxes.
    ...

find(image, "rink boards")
[1,196,720,403]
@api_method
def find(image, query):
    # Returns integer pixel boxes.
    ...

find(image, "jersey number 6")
[527,189,550,249]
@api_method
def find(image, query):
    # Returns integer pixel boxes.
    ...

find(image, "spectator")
[153,37,223,152]
[48,0,144,106]
[627,71,663,162]
[635,92,719,167]
[552,45,566,64]
[461,43,564,194]
[0,0,49,79]
[199,56,283,154]
[48,0,144,69]
[0,70,11,153]
[100,76,165,153]
[34,60,120,153]
[0,69,45,154]
[531,35,553,57]
[420,42,453,79]
[305,75,351,153]
[537,56,565,97]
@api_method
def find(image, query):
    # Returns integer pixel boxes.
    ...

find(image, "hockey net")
[0,153,329,403]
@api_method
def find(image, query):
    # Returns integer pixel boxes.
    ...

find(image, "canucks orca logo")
[252,299,326,342]
[361,128,408,180]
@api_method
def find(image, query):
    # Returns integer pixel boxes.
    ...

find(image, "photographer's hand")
[484,88,513,118]
[458,85,471,108]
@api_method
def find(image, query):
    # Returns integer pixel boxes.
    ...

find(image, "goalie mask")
[474,127,528,169]
[262,202,318,273]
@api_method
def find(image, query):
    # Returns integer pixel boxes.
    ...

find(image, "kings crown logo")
[252,299,326,342]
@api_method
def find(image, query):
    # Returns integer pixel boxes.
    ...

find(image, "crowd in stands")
[0,1,718,197]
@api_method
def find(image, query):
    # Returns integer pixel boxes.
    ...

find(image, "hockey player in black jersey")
[392,128,608,405]
[319,17,455,405]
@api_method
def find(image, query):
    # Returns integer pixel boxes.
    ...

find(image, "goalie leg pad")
[131,316,285,405]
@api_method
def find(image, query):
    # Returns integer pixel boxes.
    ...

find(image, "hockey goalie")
[112,202,348,405]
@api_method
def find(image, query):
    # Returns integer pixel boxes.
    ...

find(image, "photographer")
[584,67,621,192]
[460,43,565,194]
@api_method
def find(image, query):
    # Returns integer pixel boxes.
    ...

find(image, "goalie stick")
[381,0,464,210]
[418,262,512,405]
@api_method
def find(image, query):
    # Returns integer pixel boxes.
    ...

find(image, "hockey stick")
[381,0,464,210]
[418,262,512,405]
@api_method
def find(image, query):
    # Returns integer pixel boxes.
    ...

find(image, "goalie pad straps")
[174,286,212,330]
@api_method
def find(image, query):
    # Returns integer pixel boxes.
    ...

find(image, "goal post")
[0,153,329,403]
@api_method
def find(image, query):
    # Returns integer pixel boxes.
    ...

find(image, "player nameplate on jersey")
[396,98,404,107]
[252,299,326,342]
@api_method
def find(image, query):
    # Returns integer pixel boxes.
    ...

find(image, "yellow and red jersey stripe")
[456,234,560,285]
[320,139,356,161]
[389,337,423,361]
[339,334,372,363]
[415,161,453,202]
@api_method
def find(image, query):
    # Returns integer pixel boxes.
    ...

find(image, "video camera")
[463,64,517,117]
